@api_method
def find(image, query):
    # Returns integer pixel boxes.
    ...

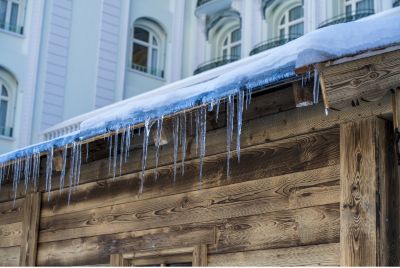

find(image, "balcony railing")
[197,0,214,7]
[318,9,374,28]
[394,0,400,7]
[0,127,13,138]
[193,55,240,75]
[0,22,24,35]
[131,63,164,79]
[249,34,302,56]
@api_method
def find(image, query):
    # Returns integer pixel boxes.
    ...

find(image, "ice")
[226,95,234,177]
[59,145,68,194]
[154,117,163,180]
[140,119,152,193]
[313,68,320,104]
[1,9,400,201]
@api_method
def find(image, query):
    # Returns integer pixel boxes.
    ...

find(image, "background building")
[0,0,398,154]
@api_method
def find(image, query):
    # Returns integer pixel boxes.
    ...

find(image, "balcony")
[195,0,231,16]
[0,22,24,35]
[132,63,164,79]
[193,55,240,75]
[250,34,302,56]
[318,9,374,28]
[394,0,400,7]
[0,127,13,138]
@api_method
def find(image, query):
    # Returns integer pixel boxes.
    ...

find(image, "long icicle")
[172,116,179,183]
[113,130,119,179]
[236,90,245,162]
[198,106,207,187]
[226,95,234,178]
[140,119,151,193]
[60,145,68,194]
[181,112,187,176]
[154,116,163,180]
[46,147,54,201]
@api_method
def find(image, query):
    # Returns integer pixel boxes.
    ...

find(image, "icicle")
[226,95,235,178]
[236,90,245,162]
[125,126,131,163]
[215,99,220,122]
[198,106,207,186]
[172,116,179,183]
[154,116,163,180]
[68,143,76,204]
[325,108,329,116]
[46,147,54,201]
[113,130,118,179]
[107,135,112,175]
[24,156,31,194]
[85,143,89,162]
[32,152,40,191]
[181,113,187,176]
[60,145,68,194]
[76,142,82,188]
[120,128,125,176]
[313,68,320,104]
[195,109,199,155]
[140,119,151,193]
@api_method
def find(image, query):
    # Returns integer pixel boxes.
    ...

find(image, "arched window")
[131,18,166,78]
[221,27,241,58]
[0,0,25,34]
[0,84,9,136]
[344,0,374,16]
[278,5,304,40]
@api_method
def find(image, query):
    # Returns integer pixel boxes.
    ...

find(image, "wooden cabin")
[0,45,400,266]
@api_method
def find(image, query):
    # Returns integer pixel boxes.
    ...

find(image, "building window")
[221,27,241,58]
[131,18,165,78]
[0,0,24,34]
[344,0,374,15]
[278,5,304,40]
[0,84,9,136]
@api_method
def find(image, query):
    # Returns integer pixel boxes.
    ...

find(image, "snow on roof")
[1,7,400,163]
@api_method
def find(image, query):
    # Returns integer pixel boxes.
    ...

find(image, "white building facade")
[0,0,397,154]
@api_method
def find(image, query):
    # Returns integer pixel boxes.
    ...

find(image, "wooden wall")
[0,82,397,266]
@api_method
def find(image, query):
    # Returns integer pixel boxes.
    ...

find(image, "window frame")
[0,82,11,137]
[277,4,304,39]
[0,0,25,35]
[344,0,373,14]
[221,27,241,59]
[130,19,166,79]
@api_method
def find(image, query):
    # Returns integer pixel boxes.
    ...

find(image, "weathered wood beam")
[19,192,41,266]
[193,244,207,266]
[320,49,400,110]
[110,253,129,266]
[292,81,313,108]
[340,117,398,265]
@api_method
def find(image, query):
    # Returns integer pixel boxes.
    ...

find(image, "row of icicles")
[0,89,252,204]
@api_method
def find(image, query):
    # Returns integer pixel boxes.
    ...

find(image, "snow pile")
[0,8,400,201]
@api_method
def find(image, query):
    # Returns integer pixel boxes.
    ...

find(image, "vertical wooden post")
[340,117,398,266]
[19,192,41,266]
[193,245,207,267]
[110,254,129,266]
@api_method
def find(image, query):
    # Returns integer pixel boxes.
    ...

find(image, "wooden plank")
[193,245,207,266]
[41,127,339,218]
[19,192,41,266]
[0,246,20,266]
[0,198,24,225]
[0,93,391,203]
[392,88,400,130]
[39,163,340,243]
[36,203,339,266]
[110,254,129,266]
[0,222,22,247]
[208,243,339,266]
[320,49,400,110]
[292,81,313,107]
[340,117,396,266]
[132,254,193,266]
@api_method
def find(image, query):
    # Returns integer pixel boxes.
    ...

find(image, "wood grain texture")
[19,192,41,266]
[37,203,339,266]
[0,198,24,225]
[193,245,207,266]
[39,160,339,243]
[208,243,340,266]
[292,81,313,107]
[321,49,400,110]
[41,128,339,218]
[0,222,22,247]
[339,117,396,266]
[110,254,129,266]
[0,246,20,266]
[0,92,391,204]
